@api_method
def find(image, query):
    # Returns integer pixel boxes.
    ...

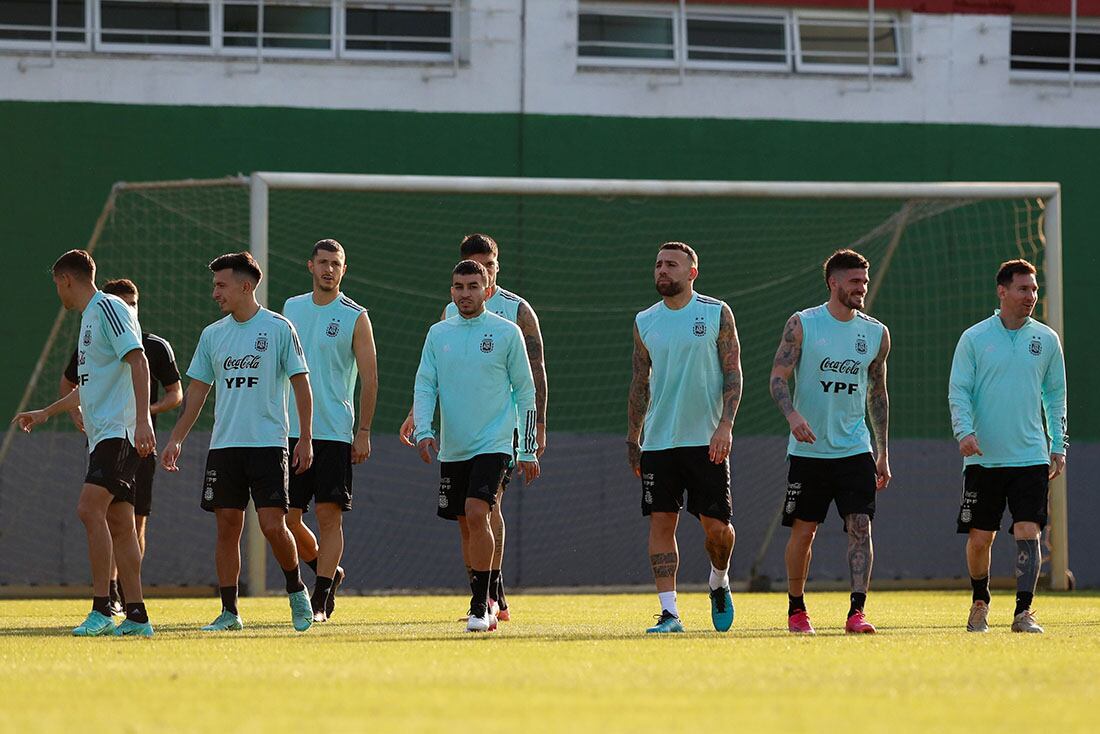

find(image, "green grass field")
[2,591,1098,733]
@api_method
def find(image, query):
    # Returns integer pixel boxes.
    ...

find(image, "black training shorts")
[85,437,141,505]
[288,437,353,513]
[640,446,732,523]
[202,447,289,513]
[783,452,877,531]
[132,453,156,516]
[956,464,1049,534]
[437,453,511,521]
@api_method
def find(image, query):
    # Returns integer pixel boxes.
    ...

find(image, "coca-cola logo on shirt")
[819,358,861,375]
[224,355,262,370]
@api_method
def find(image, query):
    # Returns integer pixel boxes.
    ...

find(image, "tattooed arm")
[769,313,815,443]
[626,322,651,477]
[516,302,548,459]
[867,326,891,489]
[709,303,742,464]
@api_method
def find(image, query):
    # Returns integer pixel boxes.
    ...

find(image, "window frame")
[1009,16,1100,82]
[576,1,680,70]
[339,0,455,63]
[792,10,906,77]
[93,0,217,56]
[0,0,94,52]
[683,7,792,73]
[219,0,338,60]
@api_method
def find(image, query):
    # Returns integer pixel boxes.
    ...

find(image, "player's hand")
[959,434,982,457]
[352,429,371,464]
[709,421,733,464]
[626,440,641,478]
[787,411,816,444]
[292,436,313,475]
[67,407,85,433]
[875,453,892,490]
[1049,453,1066,480]
[398,413,417,447]
[517,460,540,484]
[536,424,547,459]
[134,419,156,458]
[417,437,438,464]
[11,409,48,433]
[161,440,183,472]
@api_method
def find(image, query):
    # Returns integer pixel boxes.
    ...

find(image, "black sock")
[220,586,239,615]
[125,602,148,624]
[304,558,318,573]
[489,569,508,609]
[470,569,491,617]
[108,580,121,604]
[312,577,333,612]
[1015,591,1034,617]
[788,594,806,616]
[92,596,111,617]
[283,565,305,594]
[971,576,991,604]
[848,592,867,618]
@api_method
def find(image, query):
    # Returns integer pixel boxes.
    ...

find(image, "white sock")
[658,591,678,617]
[709,565,730,591]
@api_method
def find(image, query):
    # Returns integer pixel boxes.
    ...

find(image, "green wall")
[2,101,1097,437]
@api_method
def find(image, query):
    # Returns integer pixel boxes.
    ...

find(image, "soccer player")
[161,252,315,633]
[626,242,742,634]
[60,278,182,615]
[13,250,156,637]
[283,239,377,622]
[400,233,547,621]
[412,259,539,632]
[769,249,891,635]
[949,259,1067,634]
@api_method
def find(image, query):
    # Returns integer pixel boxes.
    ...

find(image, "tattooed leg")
[846,514,873,594]
[648,512,679,592]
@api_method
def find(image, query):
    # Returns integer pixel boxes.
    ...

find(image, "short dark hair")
[209,251,263,283]
[453,259,489,285]
[659,241,698,268]
[996,259,1037,287]
[459,233,498,259]
[823,249,869,286]
[52,250,95,280]
[103,278,138,299]
[311,239,344,259]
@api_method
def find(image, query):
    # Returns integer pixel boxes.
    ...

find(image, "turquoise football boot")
[289,590,313,632]
[201,610,244,631]
[72,610,115,637]
[710,586,735,632]
[646,610,685,634]
[114,619,155,638]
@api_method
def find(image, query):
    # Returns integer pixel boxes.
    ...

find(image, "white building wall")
[0,1,1096,128]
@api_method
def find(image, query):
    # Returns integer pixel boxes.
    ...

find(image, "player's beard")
[316,278,337,292]
[655,280,684,297]
[839,287,864,311]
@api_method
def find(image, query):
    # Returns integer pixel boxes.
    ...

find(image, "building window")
[686,11,789,70]
[793,13,903,75]
[1011,18,1100,76]
[0,0,455,61]
[578,7,676,64]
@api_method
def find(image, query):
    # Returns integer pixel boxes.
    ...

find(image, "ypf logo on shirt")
[1029,337,1042,356]
[480,334,494,353]
[255,333,268,352]
[327,320,340,338]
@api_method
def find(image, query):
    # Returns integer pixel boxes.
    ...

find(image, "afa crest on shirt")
[327,320,340,337]
[480,334,494,353]
[255,333,268,352]
[693,318,706,337]
[856,334,867,355]
[1029,336,1042,356]
[82,328,92,346]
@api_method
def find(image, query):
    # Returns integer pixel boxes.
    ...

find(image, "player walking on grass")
[400,233,547,622]
[283,239,378,622]
[412,260,539,633]
[161,252,316,633]
[626,242,742,634]
[770,249,891,635]
[13,250,156,637]
[949,259,1067,634]
[60,278,182,616]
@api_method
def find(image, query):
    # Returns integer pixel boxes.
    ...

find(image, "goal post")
[0,174,1068,595]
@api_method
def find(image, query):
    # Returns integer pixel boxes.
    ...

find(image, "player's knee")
[789,522,816,544]
[650,512,678,535]
[703,518,734,545]
[967,530,995,550]
[846,514,871,536]
[76,499,103,527]
[464,499,491,523]
[257,515,288,539]
[315,504,343,531]
[1012,521,1041,540]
